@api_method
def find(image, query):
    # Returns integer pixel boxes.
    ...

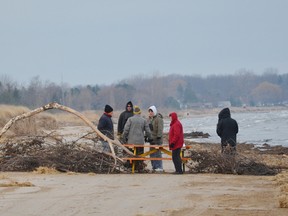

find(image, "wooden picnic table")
[122,144,191,173]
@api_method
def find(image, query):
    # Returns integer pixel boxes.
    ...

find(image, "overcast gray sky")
[1,0,287,86]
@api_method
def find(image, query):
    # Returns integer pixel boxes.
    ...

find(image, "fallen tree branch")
[0,102,134,171]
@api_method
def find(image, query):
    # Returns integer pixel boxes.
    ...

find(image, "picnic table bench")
[122,144,191,173]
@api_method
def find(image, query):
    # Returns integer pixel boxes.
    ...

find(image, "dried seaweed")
[0,136,126,173]
[186,149,279,175]
[184,131,210,139]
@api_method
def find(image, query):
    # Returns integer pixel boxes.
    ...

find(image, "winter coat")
[97,113,114,140]
[216,108,238,147]
[169,112,184,150]
[122,114,152,145]
[117,101,134,135]
[148,105,164,144]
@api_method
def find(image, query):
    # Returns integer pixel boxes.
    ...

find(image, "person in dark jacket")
[169,112,184,174]
[97,104,114,152]
[117,101,134,138]
[216,107,239,153]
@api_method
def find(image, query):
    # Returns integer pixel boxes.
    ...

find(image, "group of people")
[97,101,185,174]
[97,101,239,174]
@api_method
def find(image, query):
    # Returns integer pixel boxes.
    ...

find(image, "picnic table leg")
[132,161,135,174]
[131,147,137,174]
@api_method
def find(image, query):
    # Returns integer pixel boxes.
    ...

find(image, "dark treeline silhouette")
[1,70,288,111]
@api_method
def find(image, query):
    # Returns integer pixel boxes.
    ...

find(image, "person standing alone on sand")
[169,112,184,174]
[216,107,239,154]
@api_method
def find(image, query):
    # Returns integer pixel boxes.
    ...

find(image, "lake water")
[163,109,288,147]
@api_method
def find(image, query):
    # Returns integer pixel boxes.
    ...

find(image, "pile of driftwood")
[0,137,279,175]
[186,149,279,175]
[0,102,135,173]
[0,136,126,173]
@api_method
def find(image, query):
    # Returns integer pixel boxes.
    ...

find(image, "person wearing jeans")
[148,105,164,172]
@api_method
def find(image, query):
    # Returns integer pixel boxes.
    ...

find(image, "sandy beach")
[0,106,288,215]
[1,160,287,216]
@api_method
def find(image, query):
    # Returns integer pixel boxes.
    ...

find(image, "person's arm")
[97,117,105,131]
[216,121,222,137]
[144,120,152,140]
[122,118,131,142]
[169,126,176,149]
[157,117,164,138]
[172,125,181,144]
[235,120,239,134]
[117,113,124,134]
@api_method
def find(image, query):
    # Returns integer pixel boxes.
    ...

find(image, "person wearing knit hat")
[148,105,164,172]
[104,104,113,113]
[97,104,114,152]
[133,106,141,115]
[122,105,152,172]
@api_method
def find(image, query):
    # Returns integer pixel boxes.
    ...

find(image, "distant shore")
[174,105,288,118]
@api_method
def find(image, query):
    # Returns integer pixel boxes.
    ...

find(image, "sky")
[0,0,288,86]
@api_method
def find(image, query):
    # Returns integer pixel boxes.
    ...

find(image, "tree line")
[1,70,288,111]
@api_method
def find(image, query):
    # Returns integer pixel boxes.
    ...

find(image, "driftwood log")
[0,102,134,171]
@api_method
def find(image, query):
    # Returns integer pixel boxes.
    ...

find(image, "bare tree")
[251,81,282,104]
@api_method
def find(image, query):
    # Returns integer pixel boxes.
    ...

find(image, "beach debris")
[0,102,134,156]
[274,172,288,208]
[186,149,279,175]
[0,180,34,187]
[0,102,134,173]
[0,135,127,173]
[184,131,210,139]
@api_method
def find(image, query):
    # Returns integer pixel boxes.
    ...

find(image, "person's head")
[169,112,178,122]
[218,107,230,119]
[104,104,113,115]
[133,106,141,115]
[148,105,157,117]
[126,101,133,112]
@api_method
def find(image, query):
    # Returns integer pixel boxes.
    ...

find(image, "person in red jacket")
[169,112,184,174]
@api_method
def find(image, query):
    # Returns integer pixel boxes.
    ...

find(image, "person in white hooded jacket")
[148,105,164,172]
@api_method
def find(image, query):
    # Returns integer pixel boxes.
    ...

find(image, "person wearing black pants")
[169,112,184,174]
[216,107,239,154]
[172,148,182,174]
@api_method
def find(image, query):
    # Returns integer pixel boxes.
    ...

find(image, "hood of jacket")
[125,101,133,112]
[218,107,231,120]
[169,112,178,125]
[148,105,157,116]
